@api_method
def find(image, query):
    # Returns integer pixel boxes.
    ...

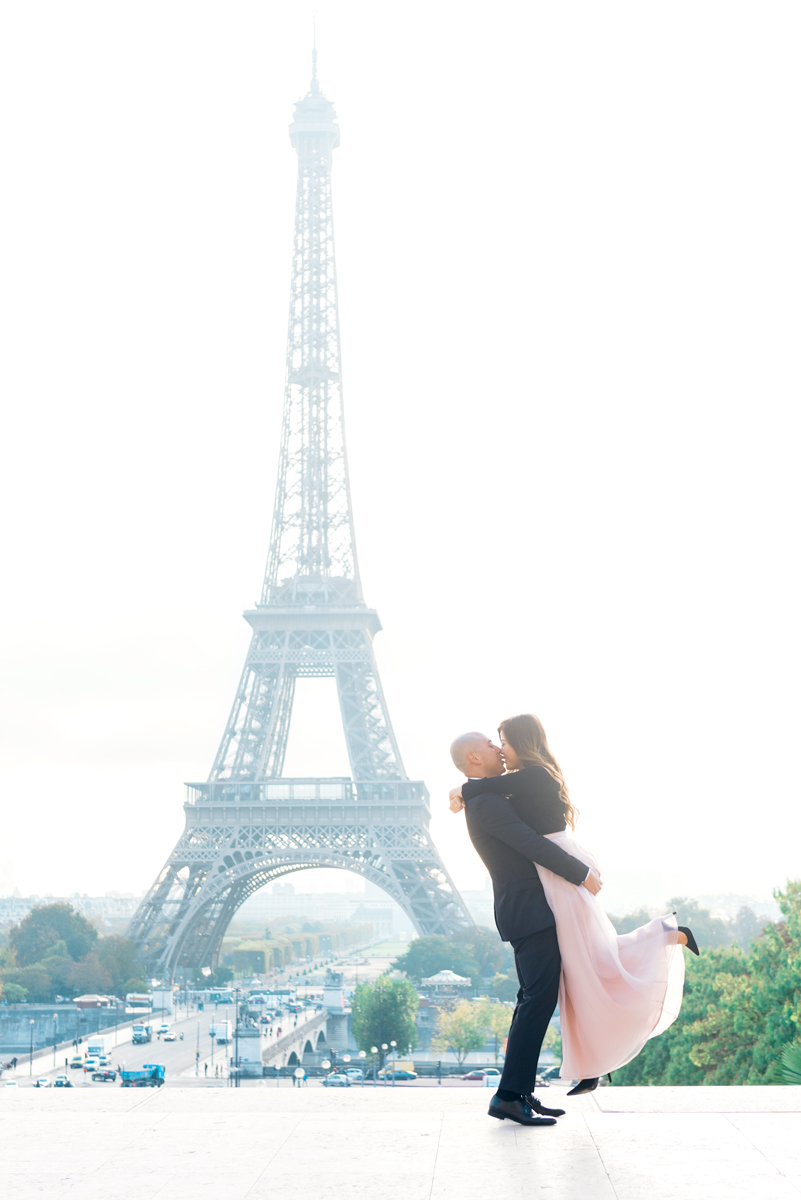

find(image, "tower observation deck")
[128,52,472,976]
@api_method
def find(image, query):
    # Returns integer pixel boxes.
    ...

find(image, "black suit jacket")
[464,791,588,942]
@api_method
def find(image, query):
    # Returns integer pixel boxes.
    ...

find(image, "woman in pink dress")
[449,713,697,1093]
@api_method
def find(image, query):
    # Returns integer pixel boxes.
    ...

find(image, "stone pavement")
[1,1084,800,1199]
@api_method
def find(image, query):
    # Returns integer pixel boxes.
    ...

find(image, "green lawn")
[364,941,407,959]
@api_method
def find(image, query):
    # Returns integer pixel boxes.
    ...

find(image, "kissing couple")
[449,713,696,1127]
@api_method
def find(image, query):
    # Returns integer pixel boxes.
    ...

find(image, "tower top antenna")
[311,14,319,93]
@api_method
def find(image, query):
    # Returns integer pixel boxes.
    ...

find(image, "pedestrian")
[204,1063,208,1076]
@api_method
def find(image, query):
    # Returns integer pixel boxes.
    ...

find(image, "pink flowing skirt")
[537,832,685,1079]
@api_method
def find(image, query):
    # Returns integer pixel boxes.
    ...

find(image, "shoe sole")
[488,1111,556,1126]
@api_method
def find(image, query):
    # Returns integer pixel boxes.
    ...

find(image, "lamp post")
[358,1049,366,1088]
[234,989,241,1088]
[29,1019,35,1075]
[53,1014,59,1069]
[371,1046,378,1087]
[390,1040,397,1088]
[381,1044,389,1087]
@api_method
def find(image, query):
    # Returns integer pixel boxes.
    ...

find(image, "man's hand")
[449,787,465,813]
[581,868,602,896]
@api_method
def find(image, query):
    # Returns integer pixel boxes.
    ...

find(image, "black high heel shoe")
[678,925,699,956]
[566,1074,612,1096]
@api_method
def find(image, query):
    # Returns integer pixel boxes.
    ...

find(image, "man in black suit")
[450,731,602,1127]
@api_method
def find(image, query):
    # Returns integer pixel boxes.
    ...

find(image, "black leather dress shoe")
[524,1094,565,1117]
[488,1095,557,1126]
[566,1077,599,1096]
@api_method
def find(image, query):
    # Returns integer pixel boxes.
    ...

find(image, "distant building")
[0,894,141,928]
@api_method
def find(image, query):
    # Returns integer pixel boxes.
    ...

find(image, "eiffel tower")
[128,50,472,976]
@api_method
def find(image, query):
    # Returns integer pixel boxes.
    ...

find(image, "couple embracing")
[449,714,696,1127]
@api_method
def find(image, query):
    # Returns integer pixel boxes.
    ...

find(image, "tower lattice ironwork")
[128,54,472,976]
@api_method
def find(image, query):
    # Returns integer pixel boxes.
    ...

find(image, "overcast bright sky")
[1,2,799,909]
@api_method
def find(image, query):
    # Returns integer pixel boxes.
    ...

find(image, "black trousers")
[498,924,561,1096]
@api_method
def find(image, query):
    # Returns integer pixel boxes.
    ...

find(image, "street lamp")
[53,1014,59,1069]
[358,1049,366,1088]
[29,1019,35,1075]
[390,1040,397,1088]
[371,1047,378,1087]
[381,1044,389,1087]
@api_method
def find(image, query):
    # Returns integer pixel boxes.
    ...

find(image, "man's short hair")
[450,731,489,773]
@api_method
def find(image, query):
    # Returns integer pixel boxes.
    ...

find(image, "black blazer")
[464,791,588,942]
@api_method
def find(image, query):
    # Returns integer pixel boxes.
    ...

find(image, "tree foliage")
[0,904,140,1003]
[351,975,419,1065]
[392,936,479,985]
[490,973,518,1002]
[613,880,801,1085]
[10,903,98,965]
[97,935,139,994]
[452,927,512,977]
[431,1000,488,1065]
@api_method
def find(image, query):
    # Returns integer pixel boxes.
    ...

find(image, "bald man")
[449,731,601,1127]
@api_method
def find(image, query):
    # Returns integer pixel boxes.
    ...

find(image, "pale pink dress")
[536,831,685,1080]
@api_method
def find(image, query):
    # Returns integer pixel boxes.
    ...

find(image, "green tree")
[431,1000,487,1066]
[490,973,518,1002]
[10,903,98,965]
[607,908,653,935]
[1,981,28,1002]
[613,880,801,1086]
[393,936,479,985]
[667,897,731,950]
[730,906,768,951]
[66,954,112,996]
[475,997,513,1063]
[351,976,419,1066]
[3,966,53,1002]
[97,936,139,995]
[452,927,510,977]
[123,977,148,995]
[38,946,74,995]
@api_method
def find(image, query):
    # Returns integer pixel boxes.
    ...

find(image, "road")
[10,999,329,1088]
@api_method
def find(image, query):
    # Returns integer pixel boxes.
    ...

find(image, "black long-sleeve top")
[462,765,567,834]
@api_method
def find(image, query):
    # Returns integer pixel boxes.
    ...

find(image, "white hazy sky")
[1,2,799,907]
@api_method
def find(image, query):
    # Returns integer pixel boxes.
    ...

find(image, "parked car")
[92,1070,117,1083]
[345,1069,364,1082]
[34,1078,51,1088]
[163,1033,177,1042]
[54,1076,73,1088]
[69,1056,84,1070]
[379,1069,418,1080]
[538,1065,561,1081]
[4,1079,18,1087]
[323,1072,350,1087]
[461,1068,501,1081]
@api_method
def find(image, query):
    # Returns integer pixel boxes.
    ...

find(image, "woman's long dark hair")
[498,713,578,830]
